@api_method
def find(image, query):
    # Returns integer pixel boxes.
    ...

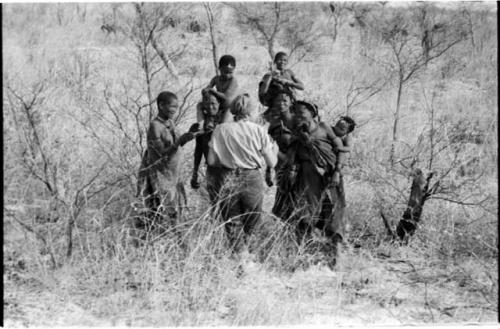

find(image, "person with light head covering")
[207,93,278,254]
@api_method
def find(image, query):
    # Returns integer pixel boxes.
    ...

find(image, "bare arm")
[262,141,278,168]
[342,134,353,150]
[261,129,278,168]
[222,77,239,104]
[207,146,219,167]
[207,126,221,166]
[148,122,173,157]
[322,123,345,171]
[258,73,273,105]
[203,77,217,92]
[288,71,304,90]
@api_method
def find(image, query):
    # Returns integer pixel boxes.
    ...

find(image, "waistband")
[208,166,259,175]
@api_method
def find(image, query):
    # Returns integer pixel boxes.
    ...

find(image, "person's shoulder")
[261,72,272,80]
[147,119,164,136]
[319,121,336,134]
[245,121,263,128]
[246,121,268,134]
[318,121,330,129]
[228,76,239,85]
[284,69,295,76]
[150,118,163,128]
[209,75,219,84]
[213,121,230,133]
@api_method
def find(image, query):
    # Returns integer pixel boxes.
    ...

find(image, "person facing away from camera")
[282,100,346,267]
[136,91,201,228]
[206,93,278,254]
[202,54,240,124]
[258,51,304,107]
[190,91,221,189]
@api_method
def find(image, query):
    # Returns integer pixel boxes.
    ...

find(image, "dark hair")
[202,90,218,103]
[340,115,356,133]
[274,51,288,63]
[157,91,177,108]
[294,100,318,118]
[219,54,236,68]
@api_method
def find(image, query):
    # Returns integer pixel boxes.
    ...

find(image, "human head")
[334,115,356,136]
[274,52,288,70]
[202,92,219,117]
[157,91,178,119]
[293,100,318,132]
[272,92,292,114]
[219,54,236,80]
[230,93,253,121]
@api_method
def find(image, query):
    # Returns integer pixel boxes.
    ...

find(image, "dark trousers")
[271,162,296,220]
[207,166,264,253]
[193,134,210,172]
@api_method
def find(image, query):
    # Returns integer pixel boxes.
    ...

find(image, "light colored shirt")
[209,120,272,169]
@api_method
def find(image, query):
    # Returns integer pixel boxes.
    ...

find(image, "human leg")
[191,135,204,189]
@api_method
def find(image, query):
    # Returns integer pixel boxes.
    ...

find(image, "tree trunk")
[267,39,275,62]
[428,95,435,170]
[390,76,403,167]
[151,37,180,80]
[204,3,219,76]
[66,215,75,258]
[141,45,154,121]
[395,169,433,240]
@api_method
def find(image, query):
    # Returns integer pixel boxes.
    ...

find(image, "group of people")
[136,52,356,265]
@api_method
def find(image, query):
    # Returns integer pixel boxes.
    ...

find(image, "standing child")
[202,55,240,123]
[137,91,200,229]
[190,91,221,189]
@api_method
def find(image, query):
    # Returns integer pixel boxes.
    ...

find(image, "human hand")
[273,76,288,86]
[269,62,277,73]
[188,123,200,133]
[265,169,274,187]
[297,128,311,145]
[332,171,340,186]
[177,132,195,146]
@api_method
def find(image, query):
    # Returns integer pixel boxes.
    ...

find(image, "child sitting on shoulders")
[258,51,304,107]
[201,54,239,124]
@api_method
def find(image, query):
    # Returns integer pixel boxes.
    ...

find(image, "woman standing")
[207,93,278,254]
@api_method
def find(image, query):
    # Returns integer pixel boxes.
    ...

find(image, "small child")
[259,51,304,107]
[191,91,220,189]
[201,54,239,124]
[331,116,356,185]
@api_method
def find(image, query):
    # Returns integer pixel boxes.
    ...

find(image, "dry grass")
[3,2,498,326]
[4,175,498,326]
